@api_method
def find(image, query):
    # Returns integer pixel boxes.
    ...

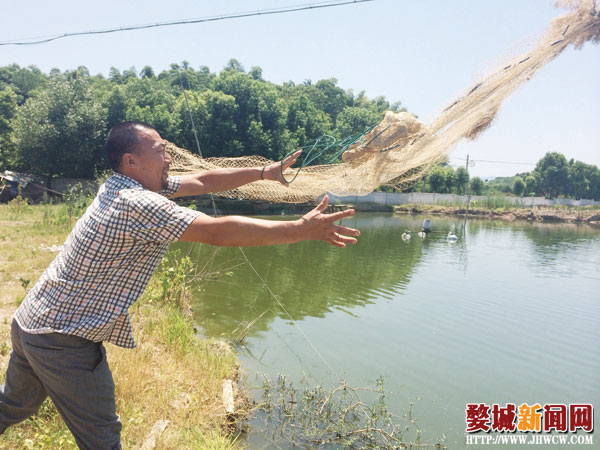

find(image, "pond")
[173,214,600,448]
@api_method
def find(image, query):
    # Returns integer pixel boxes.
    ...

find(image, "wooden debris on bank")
[222,379,235,416]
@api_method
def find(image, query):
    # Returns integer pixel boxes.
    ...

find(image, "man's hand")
[179,194,359,248]
[263,150,302,186]
[298,195,360,248]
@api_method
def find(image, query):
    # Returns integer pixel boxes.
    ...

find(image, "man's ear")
[122,153,136,169]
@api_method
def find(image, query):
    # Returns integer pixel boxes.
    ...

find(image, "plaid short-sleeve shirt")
[15,173,201,348]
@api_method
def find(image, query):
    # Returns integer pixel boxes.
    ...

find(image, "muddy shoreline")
[394,204,600,225]
[181,196,600,225]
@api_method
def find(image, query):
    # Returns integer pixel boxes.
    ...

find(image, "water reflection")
[173,215,600,338]
[173,214,431,338]
[517,222,600,279]
[463,219,600,279]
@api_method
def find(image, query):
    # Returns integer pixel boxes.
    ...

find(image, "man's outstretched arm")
[173,150,301,198]
[179,196,360,248]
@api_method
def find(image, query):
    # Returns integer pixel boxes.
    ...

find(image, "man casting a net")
[0,121,360,449]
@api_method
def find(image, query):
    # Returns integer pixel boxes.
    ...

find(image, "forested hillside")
[0,60,403,179]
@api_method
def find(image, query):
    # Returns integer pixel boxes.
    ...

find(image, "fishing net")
[167,0,600,203]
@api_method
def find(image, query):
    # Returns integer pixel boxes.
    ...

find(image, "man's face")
[128,127,171,192]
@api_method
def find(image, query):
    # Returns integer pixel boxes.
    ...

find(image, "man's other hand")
[299,195,360,248]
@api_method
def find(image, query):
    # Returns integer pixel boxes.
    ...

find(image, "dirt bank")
[394,204,600,225]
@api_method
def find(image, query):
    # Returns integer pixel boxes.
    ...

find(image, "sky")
[1,0,598,178]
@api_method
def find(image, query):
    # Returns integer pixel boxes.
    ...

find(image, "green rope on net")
[280,123,379,184]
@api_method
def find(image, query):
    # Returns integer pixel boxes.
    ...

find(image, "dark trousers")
[0,319,121,449]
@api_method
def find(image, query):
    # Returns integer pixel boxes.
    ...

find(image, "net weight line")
[178,70,333,373]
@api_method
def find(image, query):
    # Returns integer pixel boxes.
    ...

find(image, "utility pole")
[462,154,471,234]
[465,154,470,196]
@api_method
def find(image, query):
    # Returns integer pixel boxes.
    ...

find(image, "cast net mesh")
[167,0,600,203]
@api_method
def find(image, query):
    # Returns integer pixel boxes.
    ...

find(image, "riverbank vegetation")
[0,201,242,449]
[407,152,600,200]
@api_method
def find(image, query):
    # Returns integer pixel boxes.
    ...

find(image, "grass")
[431,196,521,210]
[0,201,244,449]
[468,196,519,210]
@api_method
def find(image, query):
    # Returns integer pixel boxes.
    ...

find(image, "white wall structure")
[326,192,599,207]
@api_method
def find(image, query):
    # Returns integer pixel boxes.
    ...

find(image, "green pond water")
[173,214,600,449]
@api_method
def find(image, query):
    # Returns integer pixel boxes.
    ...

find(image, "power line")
[451,157,536,166]
[0,0,374,46]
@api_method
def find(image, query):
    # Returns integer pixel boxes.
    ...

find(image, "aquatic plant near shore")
[255,374,447,449]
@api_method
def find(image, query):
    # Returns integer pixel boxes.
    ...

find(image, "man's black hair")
[105,122,155,171]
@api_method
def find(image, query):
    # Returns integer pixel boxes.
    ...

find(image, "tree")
[210,69,289,159]
[533,152,568,198]
[139,66,155,79]
[154,62,213,92]
[105,87,127,129]
[443,167,456,193]
[108,67,124,84]
[588,168,600,200]
[334,106,381,139]
[513,177,525,196]
[0,87,18,167]
[212,70,262,143]
[176,90,240,157]
[567,160,589,199]
[246,120,272,157]
[455,167,469,195]
[427,167,445,193]
[122,67,138,82]
[285,92,332,153]
[525,174,537,196]
[224,58,245,73]
[12,76,107,178]
[249,66,263,80]
[566,160,600,200]
[73,66,90,78]
[196,66,215,91]
[372,96,397,114]
[470,177,484,195]
[123,78,180,141]
[0,64,46,105]
[314,79,351,126]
